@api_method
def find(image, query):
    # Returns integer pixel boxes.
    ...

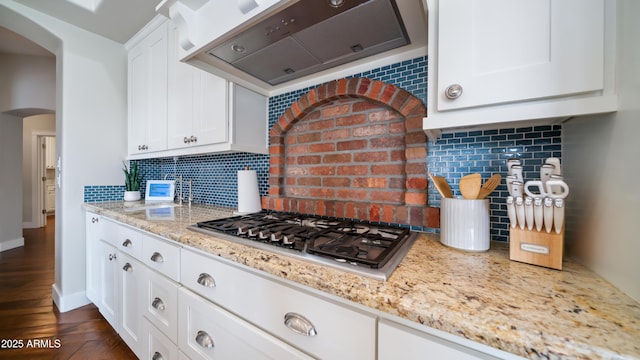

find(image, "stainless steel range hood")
[206,0,410,85]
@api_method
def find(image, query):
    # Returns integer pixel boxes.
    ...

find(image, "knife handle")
[543,197,554,233]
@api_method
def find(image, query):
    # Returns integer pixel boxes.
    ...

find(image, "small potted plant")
[123,161,142,202]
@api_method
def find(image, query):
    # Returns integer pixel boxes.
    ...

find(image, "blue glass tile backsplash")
[83,54,563,242]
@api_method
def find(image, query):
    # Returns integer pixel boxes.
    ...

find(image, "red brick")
[297,132,321,143]
[406,131,427,144]
[291,101,304,118]
[270,144,285,155]
[261,196,268,209]
[285,156,296,165]
[337,78,348,96]
[390,121,406,134]
[406,177,428,190]
[353,124,387,137]
[406,147,427,160]
[286,187,310,197]
[391,90,410,111]
[406,162,427,175]
[270,124,283,137]
[298,178,321,186]
[316,200,326,216]
[405,116,423,130]
[327,80,338,100]
[286,177,295,186]
[306,89,318,106]
[409,206,424,227]
[390,150,405,162]
[316,84,329,102]
[369,205,380,222]
[357,78,372,96]
[380,84,398,105]
[352,101,381,112]
[337,165,368,176]
[389,178,405,189]
[297,155,321,165]
[370,191,404,203]
[400,97,424,117]
[396,206,408,223]
[309,166,336,176]
[352,177,387,188]
[322,128,351,140]
[303,110,321,121]
[371,164,404,175]
[426,207,440,228]
[337,139,367,151]
[355,203,369,221]
[382,205,395,223]
[345,202,355,219]
[268,187,280,196]
[287,144,308,154]
[369,80,384,100]
[323,177,351,187]
[275,198,284,211]
[269,165,283,175]
[336,114,367,126]
[310,188,335,198]
[309,119,335,131]
[323,153,351,163]
[405,192,427,205]
[288,121,309,133]
[284,136,296,145]
[270,155,284,165]
[370,136,404,149]
[286,167,309,176]
[321,104,350,117]
[369,110,401,122]
[347,78,360,96]
[337,189,367,200]
[354,151,388,163]
[309,143,335,153]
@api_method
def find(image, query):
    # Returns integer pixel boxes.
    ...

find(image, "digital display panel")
[149,183,172,198]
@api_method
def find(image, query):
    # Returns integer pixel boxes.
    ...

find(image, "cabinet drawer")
[179,288,313,360]
[181,248,376,360]
[142,319,179,360]
[142,234,180,281]
[143,268,180,344]
[116,224,144,260]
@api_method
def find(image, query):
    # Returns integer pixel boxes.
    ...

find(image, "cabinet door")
[178,288,313,360]
[194,71,228,146]
[97,240,119,331]
[85,212,103,304]
[378,320,502,360]
[142,319,179,360]
[142,267,179,344]
[118,253,144,358]
[437,0,604,111]
[128,42,148,155]
[167,22,196,150]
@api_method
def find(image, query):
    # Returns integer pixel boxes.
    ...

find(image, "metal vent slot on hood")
[207,0,409,85]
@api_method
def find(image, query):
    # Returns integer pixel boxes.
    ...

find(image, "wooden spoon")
[428,173,453,199]
[478,174,502,199]
[460,173,482,199]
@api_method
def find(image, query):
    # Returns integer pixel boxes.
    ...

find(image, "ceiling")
[0,0,160,56]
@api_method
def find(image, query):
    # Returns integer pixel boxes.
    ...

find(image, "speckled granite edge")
[84,202,640,359]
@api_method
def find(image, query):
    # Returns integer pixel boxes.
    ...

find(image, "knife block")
[509,226,564,270]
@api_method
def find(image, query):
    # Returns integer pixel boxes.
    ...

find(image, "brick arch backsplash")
[263,77,439,229]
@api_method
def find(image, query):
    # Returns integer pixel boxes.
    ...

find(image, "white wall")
[0,1,128,311]
[0,54,55,113]
[564,0,640,301]
[22,114,55,227]
[0,113,25,251]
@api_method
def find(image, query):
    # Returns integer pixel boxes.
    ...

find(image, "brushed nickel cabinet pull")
[195,330,214,349]
[122,263,133,272]
[152,351,163,360]
[151,297,165,311]
[197,273,216,288]
[122,239,132,247]
[150,252,164,263]
[284,312,317,336]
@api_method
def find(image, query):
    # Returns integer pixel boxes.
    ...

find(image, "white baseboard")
[51,284,91,313]
[0,237,24,252]
[23,221,38,229]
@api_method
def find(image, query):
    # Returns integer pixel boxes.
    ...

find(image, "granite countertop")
[84,201,640,359]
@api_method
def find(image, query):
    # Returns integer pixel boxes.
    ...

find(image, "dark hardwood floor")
[0,216,137,359]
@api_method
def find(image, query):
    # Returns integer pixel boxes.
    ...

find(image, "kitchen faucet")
[164,173,183,205]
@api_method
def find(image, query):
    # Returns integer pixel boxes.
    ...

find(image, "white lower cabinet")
[143,267,180,344]
[179,288,313,360]
[142,319,180,360]
[180,247,376,360]
[97,240,119,331]
[119,253,144,358]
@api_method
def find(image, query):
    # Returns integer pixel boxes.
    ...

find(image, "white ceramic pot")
[440,198,490,252]
[124,190,141,202]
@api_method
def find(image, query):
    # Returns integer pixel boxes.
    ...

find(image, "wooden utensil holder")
[509,226,564,270]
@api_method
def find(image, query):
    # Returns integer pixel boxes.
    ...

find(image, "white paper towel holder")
[235,165,262,215]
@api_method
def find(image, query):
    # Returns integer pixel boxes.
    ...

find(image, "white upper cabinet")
[127,17,268,159]
[128,19,169,155]
[168,22,228,150]
[424,0,617,139]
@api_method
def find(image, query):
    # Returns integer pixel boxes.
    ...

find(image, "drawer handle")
[91,217,99,223]
[445,83,463,99]
[152,351,163,360]
[108,253,117,261]
[150,252,164,263]
[122,239,132,247]
[197,273,216,288]
[152,297,165,311]
[122,263,133,272]
[284,312,317,337]
[195,330,214,349]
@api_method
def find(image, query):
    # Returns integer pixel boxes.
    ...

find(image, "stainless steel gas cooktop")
[187,211,417,281]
